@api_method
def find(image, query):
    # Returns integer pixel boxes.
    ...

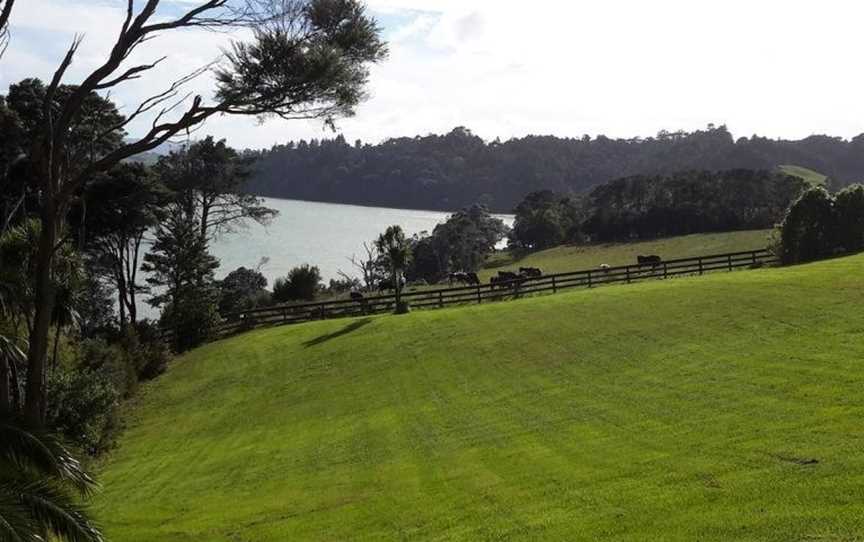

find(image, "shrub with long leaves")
[0,416,103,542]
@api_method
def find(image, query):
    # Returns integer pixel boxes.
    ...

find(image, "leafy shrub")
[47,367,119,455]
[326,277,361,294]
[833,184,864,253]
[77,338,137,398]
[125,321,171,381]
[218,266,270,314]
[776,184,864,265]
[272,264,322,302]
[160,292,220,352]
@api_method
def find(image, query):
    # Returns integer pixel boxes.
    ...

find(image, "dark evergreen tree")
[833,184,864,253]
[142,208,219,352]
[778,187,837,264]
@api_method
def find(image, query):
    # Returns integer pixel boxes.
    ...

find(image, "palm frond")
[14,480,104,542]
[0,419,98,496]
[0,485,37,542]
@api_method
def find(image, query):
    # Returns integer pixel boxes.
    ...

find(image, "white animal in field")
[599,263,611,272]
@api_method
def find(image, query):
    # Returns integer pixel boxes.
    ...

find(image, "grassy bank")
[95,253,864,540]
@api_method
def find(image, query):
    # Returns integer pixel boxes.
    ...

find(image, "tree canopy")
[244,125,864,212]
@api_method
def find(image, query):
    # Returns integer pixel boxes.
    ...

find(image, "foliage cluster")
[777,185,864,264]
[273,265,323,303]
[509,170,807,249]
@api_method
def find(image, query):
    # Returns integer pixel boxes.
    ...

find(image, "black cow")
[494,271,524,290]
[489,276,507,290]
[519,267,542,278]
[350,291,365,301]
[497,270,520,281]
[450,271,481,286]
[637,255,662,267]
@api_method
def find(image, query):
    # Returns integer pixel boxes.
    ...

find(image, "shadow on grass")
[303,318,373,348]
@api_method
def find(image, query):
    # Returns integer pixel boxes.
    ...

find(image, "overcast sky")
[3,0,864,149]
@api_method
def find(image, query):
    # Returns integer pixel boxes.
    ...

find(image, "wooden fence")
[161,248,776,343]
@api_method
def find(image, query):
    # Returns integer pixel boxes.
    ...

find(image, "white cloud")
[3,0,864,148]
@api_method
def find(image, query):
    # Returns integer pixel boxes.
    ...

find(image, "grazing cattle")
[497,270,520,281]
[519,267,542,278]
[450,271,481,286]
[493,271,524,290]
[637,254,662,267]
[489,276,506,290]
[350,291,365,301]
[599,263,611,272]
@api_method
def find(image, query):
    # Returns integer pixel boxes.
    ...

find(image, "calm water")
[139,198,513,318]
[210,198,514,287]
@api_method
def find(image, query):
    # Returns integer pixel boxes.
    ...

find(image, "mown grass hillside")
[483,229,769,279]
[779,164,828,186]
[95,254,864,541]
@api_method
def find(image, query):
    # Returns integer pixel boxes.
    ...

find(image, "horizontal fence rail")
[160,248,777,343]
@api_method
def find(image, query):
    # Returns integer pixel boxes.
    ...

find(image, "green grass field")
[482,229,770,280]
[779,164,828,186]
[94,253,864,541]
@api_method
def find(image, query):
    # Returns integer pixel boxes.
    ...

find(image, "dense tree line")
[244,125,864,212]
[581,170,807,242]
[509,170,807,248]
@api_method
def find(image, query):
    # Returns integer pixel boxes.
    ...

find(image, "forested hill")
[244,125,864,212]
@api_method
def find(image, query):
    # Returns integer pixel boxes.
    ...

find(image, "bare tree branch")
[94,57,167,90]
[0,0,14,59]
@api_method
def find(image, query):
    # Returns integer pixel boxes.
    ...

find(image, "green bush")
[778,187,837,264]
[47,345,122,455]
[160,293,220,352]
[777,185,864,265]
[273,264,322,302]
[125,321,171,381]
[218,266,270,314]
[834,184,864,253]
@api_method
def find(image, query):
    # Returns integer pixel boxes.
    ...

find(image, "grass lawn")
[779,164,828,186]
[481,229,770,280]
[95,253,864,541]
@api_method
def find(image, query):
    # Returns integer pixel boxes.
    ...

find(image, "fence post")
[476,285,482,304]
[698,257,703,275]
[282,308,287,322]
[438,290,444,308]
[625,266,631,284]
[587,270,593,288]
[552,275,557,293]
[728,254,733,272]
[752,251,757,266]
[663,262,668,279]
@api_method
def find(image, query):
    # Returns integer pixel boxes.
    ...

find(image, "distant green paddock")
[95,252,864,540]
[779,164,828,186]
[482,229,770,280]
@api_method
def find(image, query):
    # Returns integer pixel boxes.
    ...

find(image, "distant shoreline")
[256,194,515,219]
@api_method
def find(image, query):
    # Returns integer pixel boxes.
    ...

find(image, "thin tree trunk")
[393,264,401,307]
[25,204,58,426]
[117,273,128,329]
[51,324,61,371]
